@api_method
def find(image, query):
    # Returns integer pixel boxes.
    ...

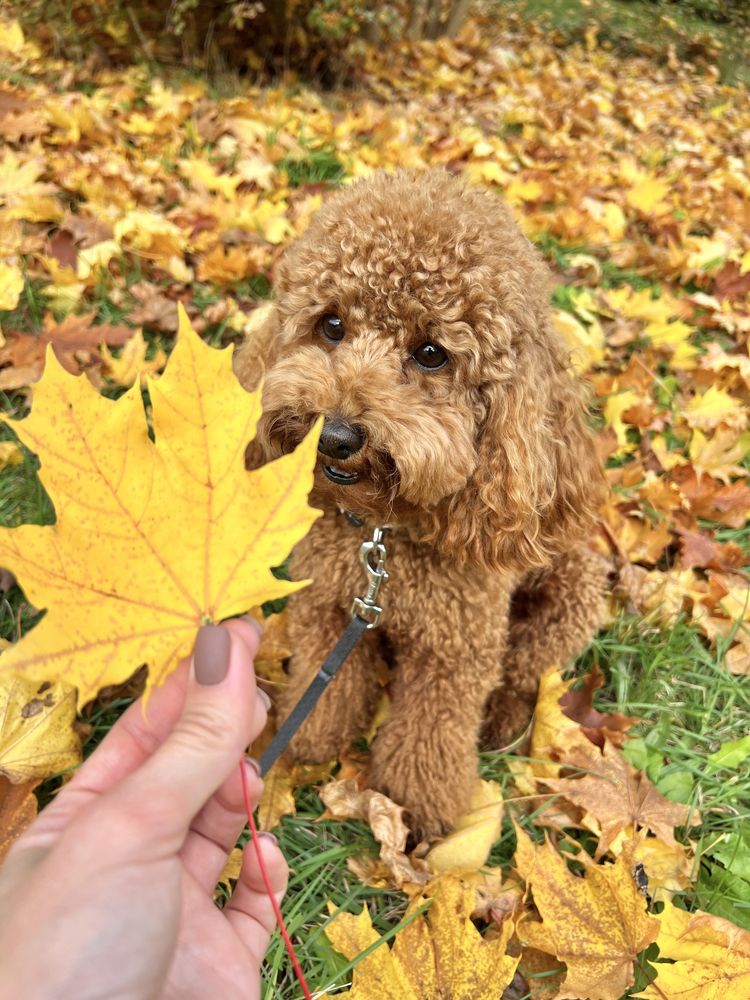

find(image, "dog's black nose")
[318,417,365,461]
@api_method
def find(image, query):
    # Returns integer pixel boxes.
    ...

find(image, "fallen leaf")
[320,777,429,888]
[515,828,659,1000]
[99,329,167,386]
[0,310,135,385]
[706,735,750,772]
[325,875,519,999]
[0,260,23,310]
[0,441,22,470]
[684,386,747,432]
[559,665,638,748]
[635,899,750,999]
[217,845,243,887]
[428,779,503,873]
[257,760,296,831]
[0,775,37,863]
[0,673,80,782]
[0,306,321,704]
[545,739,699,857]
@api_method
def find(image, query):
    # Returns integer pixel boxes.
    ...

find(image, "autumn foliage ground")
[0,8,749,999]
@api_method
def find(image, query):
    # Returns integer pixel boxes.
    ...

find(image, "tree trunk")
[445,0,474,39]
[407,0,428,40]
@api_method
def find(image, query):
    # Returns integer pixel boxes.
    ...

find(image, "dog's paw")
[368,739,475,839]
[287,723,343,764]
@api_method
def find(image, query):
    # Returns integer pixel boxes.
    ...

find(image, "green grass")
[278,144,345,188]
[496,0,750,85]
[582,615,750,930]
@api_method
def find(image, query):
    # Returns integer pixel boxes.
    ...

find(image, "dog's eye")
[318,314,345,343]
[412,342,448,371]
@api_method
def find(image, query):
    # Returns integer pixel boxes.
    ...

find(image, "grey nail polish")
[193,625,231,685]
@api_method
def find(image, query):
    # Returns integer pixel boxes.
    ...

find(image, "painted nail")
[240,614,263,638]
[257,688,272,711]
[244,756,261,777]
[193,625,231,685]
[259,831,278,846]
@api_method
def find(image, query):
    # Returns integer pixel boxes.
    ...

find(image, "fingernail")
[244,756,261,777]
[240,614,263,638]
[193,625,231,685]
[259,831,278,846]
[257,688,272,711]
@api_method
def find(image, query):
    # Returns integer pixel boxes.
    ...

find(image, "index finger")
[24,619,260,843]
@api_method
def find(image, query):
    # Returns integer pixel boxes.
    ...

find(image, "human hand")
[0,618,287,1000]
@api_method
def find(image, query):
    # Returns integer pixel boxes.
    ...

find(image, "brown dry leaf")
[545,739,699,858]
[0,311,134,386]
[0,775,38,864]
[325,875,519,1000]
[559,664,638,748]
[128,282,179,332]
[320,777,430,888]
[0,674,81,783]
[677,528,746,572]
[515,828,659,1000]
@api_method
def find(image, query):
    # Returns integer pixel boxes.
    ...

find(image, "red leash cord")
[239,761,313,1000]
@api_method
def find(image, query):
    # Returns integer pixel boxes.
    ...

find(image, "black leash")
[259,526,389,777]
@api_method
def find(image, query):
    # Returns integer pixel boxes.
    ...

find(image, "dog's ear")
[232,301,281,392]
[435,336,604,572]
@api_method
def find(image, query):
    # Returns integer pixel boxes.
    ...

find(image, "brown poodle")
[234,169,608,836]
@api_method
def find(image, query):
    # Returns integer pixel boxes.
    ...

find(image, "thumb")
[94,621,267,853]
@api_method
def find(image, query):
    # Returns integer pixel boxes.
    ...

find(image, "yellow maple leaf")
[325,875,518,999]
[606,287,680,325]
[178,158,242,201]
[689,428,750,483]
[515,828,659,1000]
[603,389,642,450]
[428,779,503,874]
[0,261,24,311]
[0,673,81,782]
[0,306,321,705]
[113,210,183,264]
[100,329,168,387]
[506,177,543,203]
[684,385,747,432]
[76,240,121,280]
[625,174,670,215]
[635,899,750,999]
[552,309,604,372]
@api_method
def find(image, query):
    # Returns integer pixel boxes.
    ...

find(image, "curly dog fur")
[234,169,608,836]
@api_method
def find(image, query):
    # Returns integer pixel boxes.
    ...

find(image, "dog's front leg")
[368,615,508,838]
[279,596,384,763]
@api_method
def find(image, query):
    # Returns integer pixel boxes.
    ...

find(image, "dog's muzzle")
[318,417,364,485]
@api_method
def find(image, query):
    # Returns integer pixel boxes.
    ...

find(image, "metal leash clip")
[351,526,389,628]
